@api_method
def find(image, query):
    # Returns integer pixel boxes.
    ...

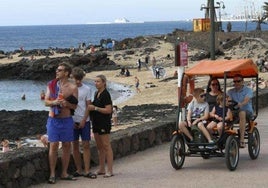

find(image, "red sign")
[179,42,188,66]
[175,42,188,66]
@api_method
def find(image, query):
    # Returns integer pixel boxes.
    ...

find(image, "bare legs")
[49,142,59,178]
[178,121,193,141]
[72,140,82,174]
[94,133,113,175]
[179,121,213,142]
[239,111,246,146]
[60,142,71,178]
[82,141,90,174]
[48,141,71,178]
[72,140,91,174]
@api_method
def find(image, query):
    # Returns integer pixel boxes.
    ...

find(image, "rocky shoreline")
[0,104,177,142]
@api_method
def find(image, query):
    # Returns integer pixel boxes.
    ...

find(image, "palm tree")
[263,2,268,18]
[253,2,268,31]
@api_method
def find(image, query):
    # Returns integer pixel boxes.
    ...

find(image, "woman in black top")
[87,75,114,178]
[206,78,222,112]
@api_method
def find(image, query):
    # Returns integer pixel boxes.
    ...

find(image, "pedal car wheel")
[225,135,239,171]
[248,127,260,160]
[169,134,185,170]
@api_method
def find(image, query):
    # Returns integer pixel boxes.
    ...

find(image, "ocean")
[0,21,267,111]
[0,21,267,52]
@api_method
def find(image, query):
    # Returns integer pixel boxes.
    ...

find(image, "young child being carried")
[207,93,232,137]
[178,88,214,145]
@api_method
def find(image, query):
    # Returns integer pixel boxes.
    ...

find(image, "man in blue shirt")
[228,74,253,148]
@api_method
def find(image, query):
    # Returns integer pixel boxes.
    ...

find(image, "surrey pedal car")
[170,59,260,171]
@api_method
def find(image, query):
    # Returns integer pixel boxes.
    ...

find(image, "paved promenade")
[32,107,268,188]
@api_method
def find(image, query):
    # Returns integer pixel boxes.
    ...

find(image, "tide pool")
[0,79,133,111]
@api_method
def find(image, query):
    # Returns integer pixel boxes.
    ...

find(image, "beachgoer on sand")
[135,76,141,93]
[137,59,141,71]
[40,90,46,100]
[21,94,26,100]
[125,69,130,77]
[15,137,22,149]
[1,138,10,152]
[36,134,49,147]
[112,105,118,126]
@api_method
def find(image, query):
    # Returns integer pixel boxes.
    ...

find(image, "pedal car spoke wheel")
[248,127,260,160]
[225,135,239,171]
[170,134,185,170]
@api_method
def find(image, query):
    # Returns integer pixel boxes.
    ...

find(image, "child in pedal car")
[178,88,214,146]
[207,93,233,137]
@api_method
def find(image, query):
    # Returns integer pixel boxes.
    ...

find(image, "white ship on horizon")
[114,18,130,23]
[114,18,144,24]
[86,18,144,25]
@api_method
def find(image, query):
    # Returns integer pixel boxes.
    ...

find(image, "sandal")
[61,174,77,181]
[73,171,83,177]
[84,172,97,179]
[95,171,105,175]
[48,177,56,184]
[103,172,114,178]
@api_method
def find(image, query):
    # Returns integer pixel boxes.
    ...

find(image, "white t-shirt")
[187,100,209,119]
[73,83,92,122]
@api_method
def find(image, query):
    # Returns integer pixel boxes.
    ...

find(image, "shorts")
[73,121,91,141]
[46,117,74,142]
[233,110,253,121]
[92,123,111,135]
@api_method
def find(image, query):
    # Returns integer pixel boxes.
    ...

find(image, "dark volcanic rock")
[0,52,117,80]
[0,110,48,140]
[0,104,177,140]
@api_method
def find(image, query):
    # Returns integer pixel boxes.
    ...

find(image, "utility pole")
[210,0,216,60]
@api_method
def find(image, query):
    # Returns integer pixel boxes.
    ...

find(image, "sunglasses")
[56,68,65,72]
[233,80,242,83]
[200,93,206,98]
[211,83,218,86]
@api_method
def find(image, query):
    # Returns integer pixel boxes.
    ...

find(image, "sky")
[0,0,266,26]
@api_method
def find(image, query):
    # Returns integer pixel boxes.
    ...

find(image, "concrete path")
[32,107,268,188]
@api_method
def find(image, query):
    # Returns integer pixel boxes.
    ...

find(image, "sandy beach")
[87,43,178,107]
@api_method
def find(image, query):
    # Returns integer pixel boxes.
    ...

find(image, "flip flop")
[61,175,77,181]
[103,172,114,178]
[95,171,106,175]
[73,171,83,177]
[48,177,56,184]
[84,172,97,179]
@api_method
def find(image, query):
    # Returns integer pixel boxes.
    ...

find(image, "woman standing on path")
[86,75,114,178]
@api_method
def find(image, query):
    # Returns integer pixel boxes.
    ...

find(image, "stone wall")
[0,117,176,188]
[0,89,267,188]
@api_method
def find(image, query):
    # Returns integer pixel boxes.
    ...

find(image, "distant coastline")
[0,21,268,52]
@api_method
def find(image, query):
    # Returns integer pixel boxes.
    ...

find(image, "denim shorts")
[73,121,91,141]
[46,117,74,142]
